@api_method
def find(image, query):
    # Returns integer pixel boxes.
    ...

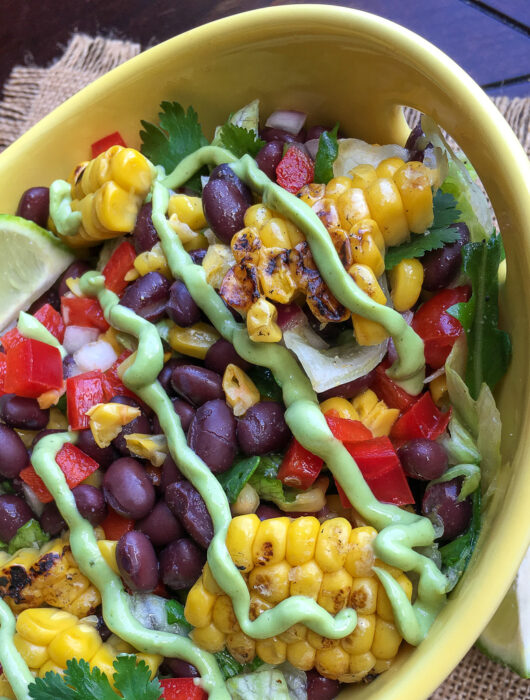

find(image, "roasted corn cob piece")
[185,515,411,682]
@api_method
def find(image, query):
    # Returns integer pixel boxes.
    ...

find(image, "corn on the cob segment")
[184,515,411,682]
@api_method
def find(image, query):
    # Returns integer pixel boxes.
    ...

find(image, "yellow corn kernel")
[317,569,353,614]
[231,483,259,516]
[14,429,38,448]
[278,624,307,644]
[86,402,140,448]
[249,561,291,604]
[374,558,404,579]
[394,161,434,233]
[89,643,117,680]
[38,660,65,678]
[319,397,359,421]
[98,327,125,356]
[349,264,386,305]
[341,613,376,655]
[231,226,262,265]
[348,651,376,680]
[97,540,119,575]
[133,242,171,279]
[371,618,402,659]
[352,389,379,421]
[226,514,260,574]
[252,517,290,567]
[212,595,238,635]
[185,578,217,628]
[307,631,339,650]
[110,148,152,197]
[351,218,385,252]
[223,363,260,417]
[365,177,409,247]
[337,188,370,230]
[95,181,139,232]
[280,477,328,513]
[48,622,102,667]
[373,658,393,673]
[256,637,287,666]
[290,560,323,600]
[65,586,101,618]
[349,164,378,189]
[376,157,406,180]
[81,147,118,194]
[325,176,352,200]
[202,563,223,595]
[122,652,160,683]
[202,244,236,289]
[168,194,206,230]
[190,623,226,653]
[350,230,385,278]
[73,192,106,241]
[297,183,325,207]
[349,577,379,614]
[286,517,320,566]
[377,572,413,623]
[249,594,273,621]
[44,568,91,610]
[226,630,256,665]
[125,433,168,467]
[47,407,69,430]
[16,609,78,646]
[312,197,341,230]
[260,218,292,248]
[257,247,297,304]
[168,216,208,251]
[349,264,389,346]
[14,633,49,669]
[362,401,399,438]
[430,373,448,406]
[244,203,274,230]
[315,518,352,573]
[287,640,316,671]
[283,218,305,246]
[388,258,424,312]
[107,633,134,654]
[167,322,220,359]
[315,645,350,679]
[246,298,282,343]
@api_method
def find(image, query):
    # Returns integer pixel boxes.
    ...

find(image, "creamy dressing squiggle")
[0,599,34,700]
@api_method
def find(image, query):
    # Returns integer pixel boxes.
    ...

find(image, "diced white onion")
[305,138,320,160]
[424,366,446,383]
[73,340,117,373]
[21,483,45,518]
[63,325,100,354]
[265,109,307,135]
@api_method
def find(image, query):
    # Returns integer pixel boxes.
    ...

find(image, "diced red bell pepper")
[103,240,137,295]
[325,415,373,442]
[102,351,138,402]
[390,391,451,441]
[278,439,324,490]
[20,443,98,503]
[0,305,64,352]
[91,131,126,159]
[66,370,107,430]
[372,361,417,412]
[4,338,63,398]
[337,436,414,507]
[159,678,207,700]
[61,296,109,332]
[411,286,470,369]
[101,508,135,540]
[276,145,315,194]
[1,327,23,352]
[0,352,7,395]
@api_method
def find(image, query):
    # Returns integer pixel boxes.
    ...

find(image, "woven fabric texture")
[0,32,529,700]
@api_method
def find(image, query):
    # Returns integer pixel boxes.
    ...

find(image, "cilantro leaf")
[248,454,297,504]
[314,124,339,184]
[246,366,282,402]
[63,659,116,700]
[166,599,192,631]
[112,656,162,700]
[448,235,511,399]
[214,649,264,680]
[28,672,77,700]
[384,189,461,269]
[217,456,260,503]
[218,123,265,158]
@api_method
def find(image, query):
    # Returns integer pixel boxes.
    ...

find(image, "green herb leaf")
[8,519,49,554]
[314,124,339,184]
[249,454,296,504]
[384,190,461,269]
[246,366,282,402]
[218,123,265,159]
[63,659,116,700]
[28,672,79,700]
[112,656,162,700]
[166,599,192,631]
[440,489,481,591]
[217,456,260,503]
[214,650,264,680]
[448,235,512,399]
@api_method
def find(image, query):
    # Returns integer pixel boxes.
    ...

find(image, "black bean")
[0,495,33,541]
[158,358,189,396]
[76,429,117,468]
[152,398,196,434]
[103,457,156,520]
[28,286,60,314]
[159,455,185,492]
[162,658,199,678]
[159,538,206,590]
[16,187,49,228]
[132,203,159,253]
[58,261,91,297]
[306,670,340,700]
[189,249,207,265]
[171,365,223,406]
[165,481,213,549]
[204,338,250,375]
[422,223,470,291]
[209,164,252,206]
[116,531,159,592]
[187,399,237,474]
[40,502,67,536]
[111,401,152,457]
[202,178,249,244]
[256,503,284,520]
[136,500,183,547]
[120,271,170,323]
[31,429,63,449]
[255,141,284,181]
[398,439,448,481]
[167,280,201,327]
[62,354,79,379]
[260,127,305,143]
[0,424,28,478]
[422,478,472,541]
[237,401,290,455]
[72,485,107,525]
[317,371,375,401]
[0,395,49,430]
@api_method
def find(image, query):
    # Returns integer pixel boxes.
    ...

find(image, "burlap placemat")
[0,32,529,700]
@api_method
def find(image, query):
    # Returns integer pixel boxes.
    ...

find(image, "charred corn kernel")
[244,203,274,230]
[226,514,261,573]
[376,157,406,179]
[110,147,152,195]
[48,621,102,667]
[350,230,385,278]
[377,572,413,623]
[388,258,424,312]
[341,614,376,655]
[430,373,448,406]
[47,406,69,430]
[14,633,49,668]
[226,631,256,665]
[348,651,376,680]
[352,389,379,421]
[316,645,351,679]
[16,609,77,646]
[279,624,307,644]
[319,397,359,421]
[349,264,386,305]
[315,518,352,573]
[168,194,206,230]
[202,563,223,595]
[190,623,226,653]
[350,577,379,615]
[133,242,171,279]
[223,363,260,417]
[313,197,341,229]
[325,176,352,200]
[167,321,220,359]
[260,218,292,248]
[86,402,140,448]
[249,594,273,621]
[351,218,385,252]
[393,161,434,233]
[231,483,259,516]
[365,177,409,247]
[185,578,217,628]
[66,586,101,619]
[231,226,262,264]
[202,244,236,289]
[307,631,339,650]
[349,164,378,189]
[297,183,326,207]
[290,561,324,600]
[349,264,389,346]
[249,561,291,603]
[246,298,282,343]
[212,595,239,634]
[95,181,138,232]
[252,517,290,566]
[257,247,297,304]
[97,540,119,575]
[371,619,402,660]
[362,401,399,438]
[287,640,316,670]
[256,637,287,665]
[283,218,305,246]
[318,569,354,614]
[286,517,320,566]
[125,433,168,467]
[44,568,91,610]
[345,526,378,577]
[337,188,370,229]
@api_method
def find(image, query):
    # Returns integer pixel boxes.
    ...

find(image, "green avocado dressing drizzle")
[0,598,34,700]
[49,179,82,237]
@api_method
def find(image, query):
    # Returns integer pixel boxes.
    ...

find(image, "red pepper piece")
[160,678,207,700]
[91,131,126,159]
[372,361,417,412]
[61,296,110,331]
[102,351,138,402]
[411,286,470,369]
[66,370,107,430]
[33,303,66,343]
[325,414,372,442]
[4,338,63,398]
[276,145,315,194]
[390,391,451,441]
[20,443,98,503]
[337,436,414,507]
[278,440,324,490]
[0,353,6,395]
[0,327,23,352]
[101,508,134,540]
[102,240,137,295]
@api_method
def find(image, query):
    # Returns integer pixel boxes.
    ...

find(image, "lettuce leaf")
[248,455,296,504]
[226,669,292,700]
[8,519,49,554]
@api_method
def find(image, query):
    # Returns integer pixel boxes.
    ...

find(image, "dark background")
[1,0,529,98]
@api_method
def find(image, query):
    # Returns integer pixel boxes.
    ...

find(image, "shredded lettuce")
[439,415,481,466]
[248,454,296,505]
[430,463,481,502]
[129,593,191,637]
[7,519,49,554]
[226,669,292,700]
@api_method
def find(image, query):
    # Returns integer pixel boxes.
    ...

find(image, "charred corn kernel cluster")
[388,258,424,312]
[202,244,236,289]
[352,390,399,437]
[10,607,161,684]
[62,146,153,247]
[246,298,282,343]
[166,321,220,359]
[86,402,141,448]
[0,538,101,616]
[222,364,260,416]
[185,516,411,682]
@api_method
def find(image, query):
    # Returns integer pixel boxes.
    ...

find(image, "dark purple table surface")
[1,0,529,99]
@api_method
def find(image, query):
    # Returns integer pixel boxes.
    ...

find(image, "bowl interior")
[1,6,529,699]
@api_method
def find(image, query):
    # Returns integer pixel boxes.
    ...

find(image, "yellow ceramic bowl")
[1,5,529,699]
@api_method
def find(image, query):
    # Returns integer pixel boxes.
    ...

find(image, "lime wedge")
[0,214,74,332]
[477,546,530,678]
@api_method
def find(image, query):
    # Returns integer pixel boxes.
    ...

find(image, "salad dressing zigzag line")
[0,599,34,700]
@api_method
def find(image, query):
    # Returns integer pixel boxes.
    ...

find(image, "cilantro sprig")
[217,123,265,158]
[314,124,339,184]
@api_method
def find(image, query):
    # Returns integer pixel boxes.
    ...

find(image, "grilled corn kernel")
[226,514,261,574]
[376,157,406,179]
[290,561,324,600]
[430,373,449,406]
[226,631,256,665]
[257,247,297,304]
[349,164,378,189]
[231,483,259,516]
[283,219,305,246]
[249,594,273,621]
[212,595,239,635]
[279,624,307,644]
[94,181,139,233]
[352,389,379,421]
[325,176,352,200]
[365,177,409,247]
[249,561,291,604]
[286,517,321,566]
[313,197,341,229]
[318,569,353,614]
[190,623,226,653]
[86,402,140,448]
[287,640,316,670]
[350,230,385,278]
[307,631,339,651]
[337,188,370,230]
[393,161,434,233]
[185,578,217,628]
[315,645,350,679]
[202,563,223,595]
[246,298,282,343]
[341,614,376,655]
[351,218,385,253]
[260,218,292,248]
[16,609,77,646]
[297,183,326,207]
[349,264,386,305]
[168,194,206,230]
[244,203,274,230]
[377,572,413,623]
[349,264,389,346]
[48,622,102,667]
[348,651,376,679]
[319,397,359,421]
[252,517,290,566]
[110,148,152,196]
[167,321,220,359]
[133,242,171,279]
[222,363,260,417]
[203,243,236,289]
[371,619,402,660]
[388,258,424,312]
[256,637,287,665]
[97,540,120,575]
[315,518,352,573]
[350,577,379,615]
